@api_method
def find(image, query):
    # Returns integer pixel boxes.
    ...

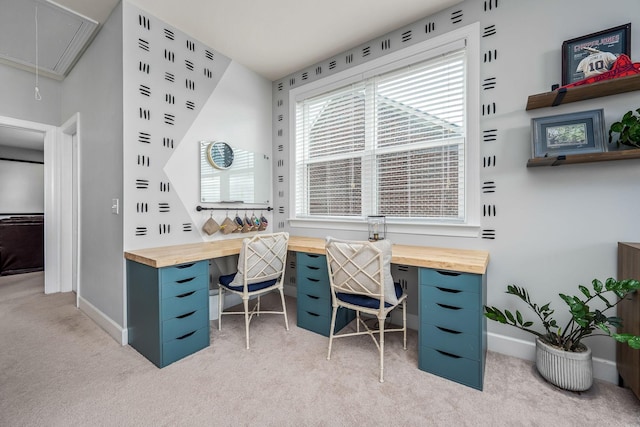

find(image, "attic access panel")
[0,0,98,80]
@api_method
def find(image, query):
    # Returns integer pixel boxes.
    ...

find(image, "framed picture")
[562,23,631,85]
[531,109,605,158]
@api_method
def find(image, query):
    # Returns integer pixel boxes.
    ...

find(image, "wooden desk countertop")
[125,235,489,275]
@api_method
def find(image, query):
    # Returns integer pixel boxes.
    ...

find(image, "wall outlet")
[111,198,119,214]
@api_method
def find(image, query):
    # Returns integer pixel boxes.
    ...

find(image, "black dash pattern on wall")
[301,72,308,80]
[277,114,283,122]
[277,82,283,91]
[482,181,496,193]
[139,61,150,74]
[164,28,174,40]
[164,49,175,62]
[138,38,149,51]
[381,39,391,50]
[139,15,150,30]
[185,60,194,71]
[137,155,150,167]
[186,100,195,110]
[484,0,499,11]
[136,227,147,236]
[451,10,463,24]
[401,31,412,42]
[483,155,497,168]
[204,68,212,78]
[362,46,370,57]
[165,72,175,82]
[315,66,322,75]
[183,223,193,232]
[138,132,151,144]
[186,40,195,52]
[425,22,436,33]
[482,229,496,240]
[484,49,498,63]
[482,103,496,116]
[329,60,336,70]
[139,108,150,120]
[289,77,296,86]
[482,77,496,90]
[277,129,283,137]
[205,50,214,60]
[159,224,171,235]
[163,137,174,148]
[158,202,170,213]
[160,182,170,192]
[136,202,148,213]
[483,25,497,37]
[345,54,353,64]
[135,179,149,189]
[483,129,497,142]
[483,204,496,217]
[164,113,175,125]
[185,79,195,90]
[277,99,283,107]
[165,93,175,104]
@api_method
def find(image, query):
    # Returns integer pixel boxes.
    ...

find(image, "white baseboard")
[487,332,619,384]
[78,296,127,346]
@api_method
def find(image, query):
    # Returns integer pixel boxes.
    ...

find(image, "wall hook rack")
[196,205,273,212]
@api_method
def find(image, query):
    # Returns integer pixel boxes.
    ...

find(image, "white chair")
[325,237,407,382]
[218,232,290,349]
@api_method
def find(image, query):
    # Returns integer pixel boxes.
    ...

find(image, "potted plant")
[484,277,640,391]
[609,108,640,148]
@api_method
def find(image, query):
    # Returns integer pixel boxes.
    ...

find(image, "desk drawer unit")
[127,260,210,368]
[418,268,486,390]
[296,252,355,337]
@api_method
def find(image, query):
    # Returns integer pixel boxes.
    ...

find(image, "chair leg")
[243,297,250,349]
[327,305,338,360]
[218,285,224,331]
[378,314,385,383]
[278,288,289,330]
[402,300,407,350]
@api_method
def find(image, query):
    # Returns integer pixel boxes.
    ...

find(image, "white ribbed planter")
[535,338,593,391]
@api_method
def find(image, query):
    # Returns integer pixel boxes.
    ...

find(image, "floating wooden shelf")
[527,149,640,167]
[526,74,640,110]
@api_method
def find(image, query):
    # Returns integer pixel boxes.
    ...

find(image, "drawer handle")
[436,326,462,335]
[306,254,320,258]
[307,266,320,271]
[176,277,195,284]
[436,349,461,359]
[436,286,460,294]
[307,295,320,300]
[176,311,196,319]
[436,303,461,311]
[306,311,320,317]
[176,330,196,340]
[306,278,320,283]
[176,263,195,269]
[436,270,460,277]
[177,291,196,298]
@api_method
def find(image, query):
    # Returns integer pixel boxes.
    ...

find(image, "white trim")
[78,295,127,345]
[487,332,619,384]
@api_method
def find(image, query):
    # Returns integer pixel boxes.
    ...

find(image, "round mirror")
[206,141,234,169]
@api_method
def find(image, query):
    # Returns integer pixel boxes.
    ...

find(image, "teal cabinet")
[127,260,210,368]
[418,268,486,390]
[296,252,355,337]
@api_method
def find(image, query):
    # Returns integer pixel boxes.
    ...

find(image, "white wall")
[0,159,44,215]
[272,0,640,381]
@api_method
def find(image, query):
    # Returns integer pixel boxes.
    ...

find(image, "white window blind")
[295,47,467,222]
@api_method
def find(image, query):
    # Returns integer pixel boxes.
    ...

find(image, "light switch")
[111,198,119,214]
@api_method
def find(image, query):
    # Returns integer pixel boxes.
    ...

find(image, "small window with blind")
[292,27,479,232]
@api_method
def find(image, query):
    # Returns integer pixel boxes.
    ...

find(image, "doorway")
[0,114,78,295]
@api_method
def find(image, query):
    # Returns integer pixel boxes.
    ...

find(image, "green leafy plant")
[609,108,640,148]
[484,278,640,352]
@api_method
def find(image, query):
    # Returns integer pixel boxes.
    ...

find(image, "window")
[291,26,479,235]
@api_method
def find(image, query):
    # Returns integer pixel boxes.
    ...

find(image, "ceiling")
[1,0,460,151]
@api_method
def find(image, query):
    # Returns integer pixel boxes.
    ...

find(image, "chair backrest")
[325,238,386,300]
[237,232,289,286]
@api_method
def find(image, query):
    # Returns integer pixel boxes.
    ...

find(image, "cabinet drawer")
[420,269,481,293]
[421,285,479,311]
[421,301,479,335]
[297,253,327,271]
[297,292,331,317]
[419,346,483,390]
[297,307,354,337]
[162,308,209,342]
[161,274,208,298]
[162,288,208,320]
[419,323,480,361]
[162,326,209,367]
[160,262,208,284]
[298,277,330,300]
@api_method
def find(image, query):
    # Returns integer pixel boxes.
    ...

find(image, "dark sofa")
[0,215,44,276]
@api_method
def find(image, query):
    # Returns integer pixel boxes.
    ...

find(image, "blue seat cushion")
[337,282,404,309]
[219,272,278,292]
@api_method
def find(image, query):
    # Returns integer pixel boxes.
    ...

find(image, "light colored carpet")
[1,271,639,426]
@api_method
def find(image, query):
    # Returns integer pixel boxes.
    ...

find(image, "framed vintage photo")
[531,109,605,158]
[561,23,631,85]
